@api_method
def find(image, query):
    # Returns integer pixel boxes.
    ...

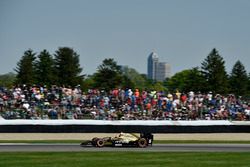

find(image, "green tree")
[136,74,167,91]
[15,49,36,85]
[0,72,16,88]
[121,66,147,90]
[151,81,167,92]
[35,50,55,86]
[166,70,187,92]
[81,75,95,91]
[201,48,228,94]
[166,68,206,93]
[93,58,123,90]
[54,47,84,87]
[229,60,248,97]
[121,75,135,89]
[185,67,207,92]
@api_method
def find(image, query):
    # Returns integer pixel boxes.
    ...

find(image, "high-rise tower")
[147,52,159,80]
[147,51,171,81]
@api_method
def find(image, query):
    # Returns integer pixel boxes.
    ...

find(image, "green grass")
[0,152,249,167]
[1,140,250,144]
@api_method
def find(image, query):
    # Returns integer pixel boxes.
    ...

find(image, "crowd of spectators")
[0,85,250,121]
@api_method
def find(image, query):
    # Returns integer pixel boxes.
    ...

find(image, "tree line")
[0,47,249,97]
[166,48,250,97]
[14,47,84,87]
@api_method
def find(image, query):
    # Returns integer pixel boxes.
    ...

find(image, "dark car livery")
[80,132,153,148]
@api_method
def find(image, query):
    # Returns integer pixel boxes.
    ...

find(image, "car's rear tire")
[96,139,105,147]
[138,138,147,148]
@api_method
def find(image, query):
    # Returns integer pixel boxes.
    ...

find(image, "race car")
[80,132,153,148]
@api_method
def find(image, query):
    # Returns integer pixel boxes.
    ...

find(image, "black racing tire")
[138,138,147,148]
[96,139,105,147]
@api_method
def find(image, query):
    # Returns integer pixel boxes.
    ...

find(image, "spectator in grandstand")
[0,85,249,121]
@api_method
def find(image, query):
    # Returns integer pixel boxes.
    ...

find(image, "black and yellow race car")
[80,132,153,148]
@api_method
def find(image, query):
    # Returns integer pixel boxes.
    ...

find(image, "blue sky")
[0,0,250,75]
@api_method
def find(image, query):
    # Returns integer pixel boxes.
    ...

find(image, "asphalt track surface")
[0,144,250,152]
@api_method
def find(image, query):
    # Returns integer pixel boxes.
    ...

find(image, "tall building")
[147,51,171,81]
[147,52,159,80]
